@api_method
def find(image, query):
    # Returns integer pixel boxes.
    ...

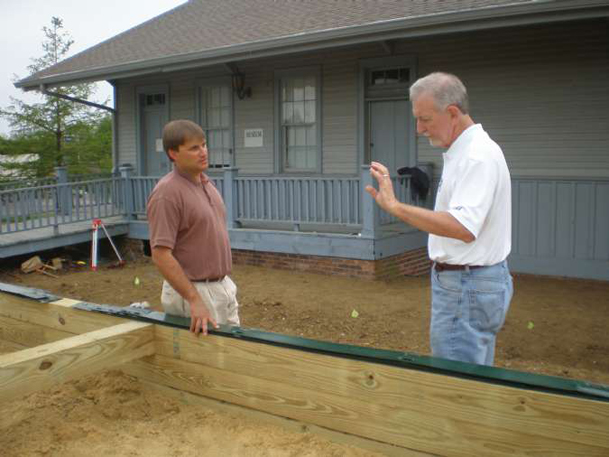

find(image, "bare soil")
[0,370,382,457]
[1,249,608,456]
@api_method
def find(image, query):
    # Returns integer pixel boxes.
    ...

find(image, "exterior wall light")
[231,72,252,100]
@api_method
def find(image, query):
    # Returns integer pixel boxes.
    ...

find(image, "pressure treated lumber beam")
[2,290,609,456]
[0,321,154,403]
[150,325,609,451]
[125,352,609,457]
[0,293,123,335]
[0,315,72,348]
[0,339,25,354]
[139,378,432,457]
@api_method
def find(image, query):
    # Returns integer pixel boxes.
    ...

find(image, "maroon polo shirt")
[146,168,232,280]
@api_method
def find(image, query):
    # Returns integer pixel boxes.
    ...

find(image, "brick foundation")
[116,237,146,261]
[232,247,431,280]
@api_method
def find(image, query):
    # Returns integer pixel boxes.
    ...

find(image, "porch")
[3,167,608,281]
[0,166,427,263]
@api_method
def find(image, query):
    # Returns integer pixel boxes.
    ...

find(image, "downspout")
[39,83,118,173]
[108,81,119,175]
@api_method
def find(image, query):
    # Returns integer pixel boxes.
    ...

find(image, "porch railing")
[0,177,124,234]
[129,175,225,216]
[1,165,423,237]
[234,176,362,227]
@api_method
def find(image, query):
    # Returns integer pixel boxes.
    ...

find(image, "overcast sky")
[0,0,187,136]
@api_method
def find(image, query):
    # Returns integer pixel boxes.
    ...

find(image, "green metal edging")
[0,283,61,303]
[1,281,608,402]
[87,303,609,402]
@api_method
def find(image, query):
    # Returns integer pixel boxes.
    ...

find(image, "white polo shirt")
[428,124,511,266]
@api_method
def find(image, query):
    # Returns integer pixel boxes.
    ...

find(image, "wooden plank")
[0,315,72,348]
[0,339,26,355]
[0,321,154,403]
[0,293,123,335]
[138,377,431,457]
[49,298,83,308]
[153,325,609,451]
[124,354,609,457]
[2,292,609,454]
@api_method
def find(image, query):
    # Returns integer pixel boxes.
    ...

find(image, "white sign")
[155,138,164,153]
[244,129,263,147]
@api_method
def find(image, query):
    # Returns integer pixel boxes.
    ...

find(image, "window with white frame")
[200,85,232,168]
[278,71,320,172]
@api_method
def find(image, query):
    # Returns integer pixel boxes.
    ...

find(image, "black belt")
[434,262,483,272]
[195,276,225,283]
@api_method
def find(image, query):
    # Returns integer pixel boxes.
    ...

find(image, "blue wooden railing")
[234,176,362,227]
[0,177,124,234]
[1,165,420,236]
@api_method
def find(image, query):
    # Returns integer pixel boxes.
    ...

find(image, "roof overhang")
[15,0,609,91]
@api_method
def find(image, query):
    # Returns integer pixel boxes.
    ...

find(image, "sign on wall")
[244,129,263,147]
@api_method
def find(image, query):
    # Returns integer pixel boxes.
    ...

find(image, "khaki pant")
[160,276,240,326]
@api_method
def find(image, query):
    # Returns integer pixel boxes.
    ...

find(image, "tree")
[63,115,113,175]
[0,115,112,182]
[0,130,56,181]
[0,17,108,177]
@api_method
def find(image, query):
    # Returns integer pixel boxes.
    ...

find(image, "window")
[200,85,232,168]
[278,71,320,172]
[145,93,166,106]
[369,68,410,86]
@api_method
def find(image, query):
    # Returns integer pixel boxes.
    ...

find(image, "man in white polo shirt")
[366,72,513,366]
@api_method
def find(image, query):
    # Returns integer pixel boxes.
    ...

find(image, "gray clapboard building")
[14,0,609,280]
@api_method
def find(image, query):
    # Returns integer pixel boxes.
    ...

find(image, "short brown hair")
[162,120,205,161]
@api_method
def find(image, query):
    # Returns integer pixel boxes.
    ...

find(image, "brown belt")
[195,276,225,283]
[434,262,483,272]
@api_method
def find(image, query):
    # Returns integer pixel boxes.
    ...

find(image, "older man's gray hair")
[409,72,469,114]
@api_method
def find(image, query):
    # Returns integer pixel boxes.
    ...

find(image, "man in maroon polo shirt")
[147,120,240,335]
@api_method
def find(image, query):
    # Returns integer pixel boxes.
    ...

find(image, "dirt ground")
[0,369,382,457]
[1,247,609,456]
[4,251,609,384]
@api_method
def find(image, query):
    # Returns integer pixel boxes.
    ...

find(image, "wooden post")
[54,166,71,218]
[360,164,378,239]
[119,164,135,221]
[222,167,240,228]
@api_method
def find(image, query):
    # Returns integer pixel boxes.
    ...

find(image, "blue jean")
[430,261,513,366]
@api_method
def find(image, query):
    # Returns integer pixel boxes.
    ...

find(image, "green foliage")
[0,17,111,178]
[0,115,112,181]
[0,130,56,180]
[64,115,113,175]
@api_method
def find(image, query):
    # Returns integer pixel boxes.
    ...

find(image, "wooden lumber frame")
[1,290,609,456]
[0,320,153,402]
[138,378,428,457]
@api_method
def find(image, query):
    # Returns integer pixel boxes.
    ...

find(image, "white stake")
[90,218,125,271]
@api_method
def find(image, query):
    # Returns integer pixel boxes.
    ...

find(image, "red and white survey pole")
[91,218,125,271]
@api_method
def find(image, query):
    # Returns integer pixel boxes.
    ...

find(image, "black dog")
[396,166,430,200]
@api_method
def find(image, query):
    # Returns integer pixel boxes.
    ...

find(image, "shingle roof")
[15,0,604,88]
